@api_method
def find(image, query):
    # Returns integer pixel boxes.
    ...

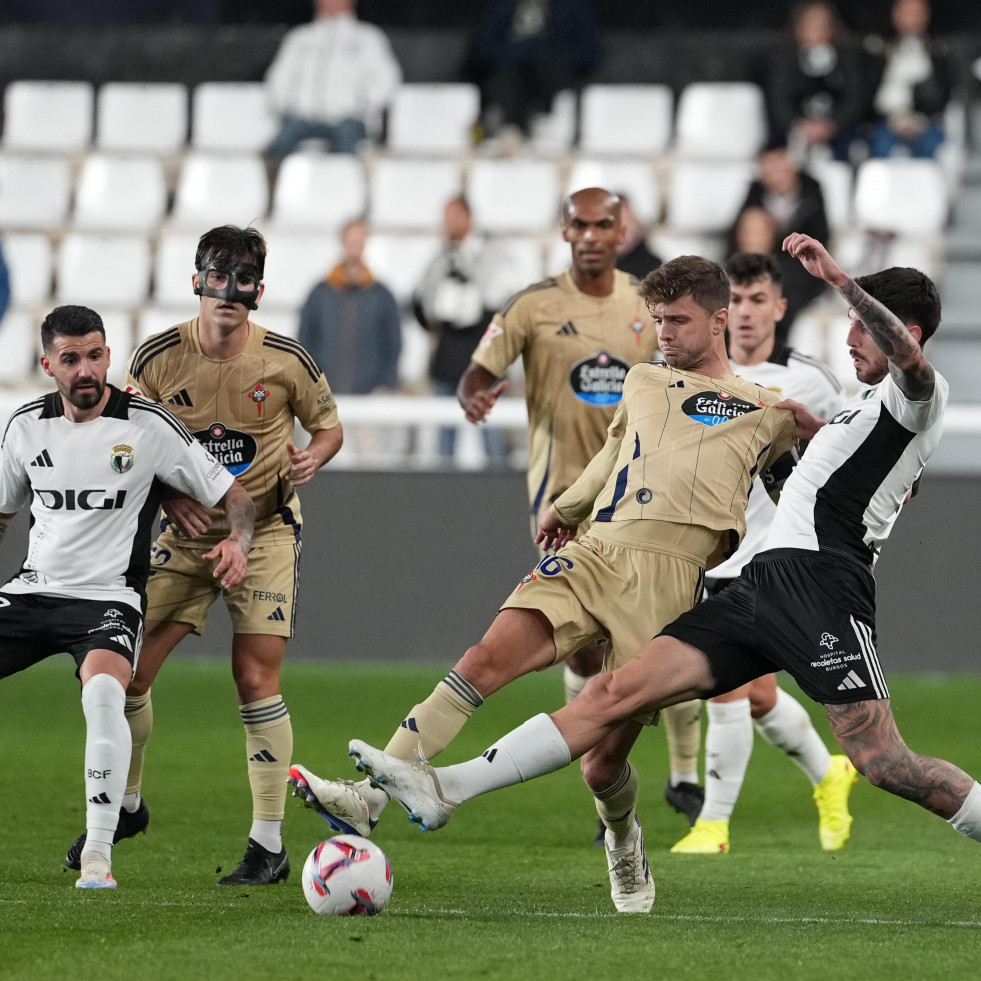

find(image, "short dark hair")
[40,305,105,354]
[195,225,267,280]
[726,251,784,291]
[854,267,941,346]
[638,255,730,314]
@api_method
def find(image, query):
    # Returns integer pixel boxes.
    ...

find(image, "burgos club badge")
[110,444,135,474]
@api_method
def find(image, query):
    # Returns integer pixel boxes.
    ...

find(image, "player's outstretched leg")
[604,815,655,913]
[288,764,373,836]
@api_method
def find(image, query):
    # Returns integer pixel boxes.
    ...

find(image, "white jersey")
[711,345,843,578]
[0,386,234,611]
[765,371,948,566]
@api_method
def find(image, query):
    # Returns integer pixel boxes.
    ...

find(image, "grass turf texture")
[2,660,979,981]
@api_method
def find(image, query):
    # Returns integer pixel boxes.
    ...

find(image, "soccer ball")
[301,835,394,916]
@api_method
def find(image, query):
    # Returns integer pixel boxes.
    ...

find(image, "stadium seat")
[363,233,441,306]
[665,159,756,233]
[490,237,546,295]
[260,229,338,311]
[853,159,949,235]
[96,82,188,154]
[1,233,53,306]
[2,81,94,152]
[0,309,39,384]
[136,305,196,343]
[674,82,767,160]
[809,158,853,235]
[648,229,727,264]
[172,152,270,229]
[270,153,366,231]
[386,83,480,155]
[467,160,561,234]
[73,154,168,232]
[152,230,201,306]
[191,82,279,152]
[253,307,301,340]
[0,154,73,231]
[100,309,135,385]
[565,160,661,225]
[55,232,151,308]
[579,85,673,157]
[529,89,578,157]
[369,158,463,232]
[674,82,766,160]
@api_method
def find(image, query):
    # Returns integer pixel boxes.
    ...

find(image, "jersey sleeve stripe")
[788,350,843,391]
[497,277,558,318]
[130,328,183,381]
[262,334,321,383]
[0,397,45,445]
[129,398,195,445]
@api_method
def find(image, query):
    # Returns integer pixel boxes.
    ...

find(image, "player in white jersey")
[673,251,853,856]
[345,236,981,891]
[0,305,253,890]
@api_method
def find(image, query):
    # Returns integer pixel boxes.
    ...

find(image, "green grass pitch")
[2,659,979,981]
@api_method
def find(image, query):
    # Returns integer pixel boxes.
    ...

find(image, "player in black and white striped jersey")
[0,305,253,890]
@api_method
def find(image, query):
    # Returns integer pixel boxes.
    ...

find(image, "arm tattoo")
[838,278,935,401]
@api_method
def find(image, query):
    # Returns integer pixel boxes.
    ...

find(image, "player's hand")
[775,398,827,440]
[287,441,317,487]
[203,538,249,589]
[162,488,212,538]
[536,510,577,552]
[463,379,509,424]
[782,233,848,288]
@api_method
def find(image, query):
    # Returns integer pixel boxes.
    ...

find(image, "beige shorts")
[146,533,301,637]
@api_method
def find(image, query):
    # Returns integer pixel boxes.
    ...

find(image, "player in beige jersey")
[293,256,797,913]
[64,226,343,886]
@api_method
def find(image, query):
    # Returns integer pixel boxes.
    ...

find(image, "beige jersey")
[471,268,657,521]
[126,318,339,548]
[552,361,797,554]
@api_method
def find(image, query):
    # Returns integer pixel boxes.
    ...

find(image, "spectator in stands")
[764,2,869,162]
[614,192,662,281]
[264,0,402,159]
[297,219,401,395]
[0,243,10,324]
[412,195,519,463]
[466,0,602,149]
[865,0,952,159]
[727,140,831,342]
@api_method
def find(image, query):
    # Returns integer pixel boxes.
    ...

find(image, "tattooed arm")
[782,232,935,401]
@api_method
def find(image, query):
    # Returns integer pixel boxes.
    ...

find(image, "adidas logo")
[266,607,286,621]
[30,449,54,467]
[556,321,578,336]
[249,749,277,763]
[110,634,133,651]
[837,670,867,691]
[482,748,498,763]
[400,718,419,732]
[88,792,112,805]
[166,389,193,407]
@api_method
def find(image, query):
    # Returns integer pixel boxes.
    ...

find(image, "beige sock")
[594,762,640,841]
[384,669,483,761]
[241,696,292,821]
[663,700,703,776]
[124,691,153,797]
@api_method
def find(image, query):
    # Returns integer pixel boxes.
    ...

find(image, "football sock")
[948,781,981,841]
[593,762,640,840]
[753,688,831,785]
[701,698,753,821]
[437,713,572,804]
[124,690,153,798]
[81,674,131,852]
[242,696,292,822]
[663,699,702,778]
[249,819,283,853]
[384,669,484,761]
[563,664,590,703]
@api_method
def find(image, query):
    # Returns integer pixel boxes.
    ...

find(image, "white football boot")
[288,764,373,837]
[75,853,117,890]
[605,816,655,913]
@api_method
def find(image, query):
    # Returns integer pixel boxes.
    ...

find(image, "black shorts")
[660,548,888,705]
[0,592,143,681]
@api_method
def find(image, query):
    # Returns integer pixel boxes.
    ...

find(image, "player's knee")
[851,747,908,794]
[455,642,511,696]
[127,675,150,698]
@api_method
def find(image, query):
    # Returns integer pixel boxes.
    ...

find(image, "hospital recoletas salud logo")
[819,632,839,650]
[110,444,135,474]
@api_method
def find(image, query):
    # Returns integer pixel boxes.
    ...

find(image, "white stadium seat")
[665,159,756,233]
[260,230,339,311]
[152,230,201,306]
[363,233,442,306]
[96,82,188,154]
[270,153,367,231]
[2,80,93,152]
[100,309,135,385]
[579,85,673,157]
[172,152,269,229]
[136,305,196,343]
[369,158,463,232]
[675,82,767,160]
[0,154,72,231]
[0,309,39,385]
[1,232,53,306]
[854,159,949,235]
[467,159,561,234]
[566,160,661,225]
[191,82,279,152]
[529,89,578,156]
[809,158,854,235]
[386,83,480,155]
[73,154,168,232]
[56,232,151,308]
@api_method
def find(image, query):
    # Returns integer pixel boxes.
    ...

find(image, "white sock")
[670,771,699,787]
[949,781,981,841]
[701,698,753,821]
[357,779,392,823]
[563,664,589,703]
[81,674,130,854]
[436,713,572,804]
[249,818,282,853]
[753,688,831,785]
[122,792,141,813]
